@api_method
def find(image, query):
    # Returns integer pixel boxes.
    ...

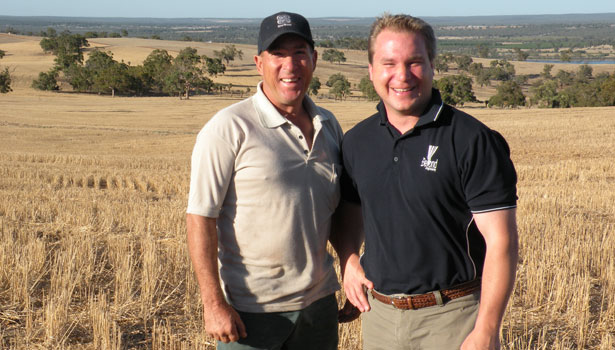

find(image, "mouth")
[392,87,413,93]
[281,78,300,83]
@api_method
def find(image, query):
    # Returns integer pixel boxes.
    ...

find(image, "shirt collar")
[253,82,329,129]
[377,88,445,128]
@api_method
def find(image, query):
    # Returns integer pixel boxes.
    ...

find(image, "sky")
[3,0,615,18]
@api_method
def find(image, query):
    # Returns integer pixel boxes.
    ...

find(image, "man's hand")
[203,301,247,343]
[460,329,499,350]
[338,299,361,323]
[342,254,373,313]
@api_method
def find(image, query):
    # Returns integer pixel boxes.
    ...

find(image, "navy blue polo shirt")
[341,89,517,295]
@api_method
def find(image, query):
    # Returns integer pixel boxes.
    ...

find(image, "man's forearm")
[472,209,519,335]
[329,200,364,270]
[186,214,226,305]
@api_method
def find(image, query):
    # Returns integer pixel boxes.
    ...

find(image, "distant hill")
[2,13,614,48]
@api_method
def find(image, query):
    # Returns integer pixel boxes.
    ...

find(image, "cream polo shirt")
[187,82,342,312]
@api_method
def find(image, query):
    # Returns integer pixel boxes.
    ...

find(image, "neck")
[388,114,420,134]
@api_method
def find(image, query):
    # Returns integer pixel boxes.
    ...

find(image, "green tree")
[64,63,92,92]
[576,64,593,82]
[358,75,379,101]
[434,75,476,106]
[40,32,89,70]
[142,49,173,94]
[203,56,226,77]
[322,49,346,64]
[164,47,213,99]
[308,76,321,96]
[488,81,526,107]
[530,79,559,107]
[555,69,573,87]
[326,73,348,87]
[326,73,351,99]
[32,69,60,91]
[85,50,130,97]
[330,79,351,100]
[454,55,473,71]
[468,62,484,77]
[214,44,244,65]
[0,67,12,93]
[433,56,449,74]
[0,50,5,59]
[488,60,515,81]
[597,74,615,106]
[476,69,492,87]
[541,64,554,79]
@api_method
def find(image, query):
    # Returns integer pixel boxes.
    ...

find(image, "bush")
[0,67,12,93]
[32,70,59,91]
[358,76,379,101]
[434,75,476,106]
[488,81,526,108]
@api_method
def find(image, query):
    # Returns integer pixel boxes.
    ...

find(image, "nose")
[395,64,412,80]
[281,54,303,72]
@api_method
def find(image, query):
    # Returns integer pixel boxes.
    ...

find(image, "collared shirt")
[341,89,517,295]
[187,82,342,312]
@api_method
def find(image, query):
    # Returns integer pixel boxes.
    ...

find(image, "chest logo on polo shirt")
[421,145,439,172]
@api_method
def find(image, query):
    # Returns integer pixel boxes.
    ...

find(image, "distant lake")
[526,59,615,65]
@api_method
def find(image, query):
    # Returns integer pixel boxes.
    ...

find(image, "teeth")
[281,78,298,83]
[393,88,411,92]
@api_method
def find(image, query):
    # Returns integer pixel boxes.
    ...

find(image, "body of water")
[526,59,615,65]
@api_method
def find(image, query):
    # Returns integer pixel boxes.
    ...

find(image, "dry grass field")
[1,33,615,349]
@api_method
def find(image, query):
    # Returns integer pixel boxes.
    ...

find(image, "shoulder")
[344,111,381,142]
[202,97,256,132]
[443,105,507,145]
[197,97,257,147]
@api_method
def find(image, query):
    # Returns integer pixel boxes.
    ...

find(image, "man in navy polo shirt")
[334,14,518,350]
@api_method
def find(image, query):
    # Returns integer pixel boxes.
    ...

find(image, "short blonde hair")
[368,14,436,64]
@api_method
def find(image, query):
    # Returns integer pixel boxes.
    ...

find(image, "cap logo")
[276,14,292,28]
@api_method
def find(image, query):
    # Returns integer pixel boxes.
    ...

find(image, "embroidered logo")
[276,14,292,28]
[420,145,439,172]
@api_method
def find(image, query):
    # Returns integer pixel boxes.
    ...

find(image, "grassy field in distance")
[1,33,615,349]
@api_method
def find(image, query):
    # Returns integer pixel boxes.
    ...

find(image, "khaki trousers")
[362,290,480,350]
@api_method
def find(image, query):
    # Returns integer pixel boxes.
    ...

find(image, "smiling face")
[254,34,317,113]
[369,29,434,120]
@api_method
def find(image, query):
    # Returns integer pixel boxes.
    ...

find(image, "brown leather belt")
[371,279,481,310]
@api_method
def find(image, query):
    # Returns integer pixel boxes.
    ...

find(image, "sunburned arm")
[186,214,247,343]
[462,208,518,350]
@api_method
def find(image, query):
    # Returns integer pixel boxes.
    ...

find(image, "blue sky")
[3,0,615,18]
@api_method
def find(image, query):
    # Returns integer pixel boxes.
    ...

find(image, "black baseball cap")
[257,11,314,54]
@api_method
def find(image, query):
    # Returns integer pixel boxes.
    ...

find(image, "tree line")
[5,31,615,109]
[433,53,615,108]
[32,32,245,99]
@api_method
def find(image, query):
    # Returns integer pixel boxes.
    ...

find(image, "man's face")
[369,29,434,119]
[254,34,317,111]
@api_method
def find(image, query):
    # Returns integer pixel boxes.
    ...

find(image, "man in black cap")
[187,11,343,350]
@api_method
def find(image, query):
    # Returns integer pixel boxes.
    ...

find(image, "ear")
[254,54,263,76]
[368,63,373,81]
[311,49,318,71]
